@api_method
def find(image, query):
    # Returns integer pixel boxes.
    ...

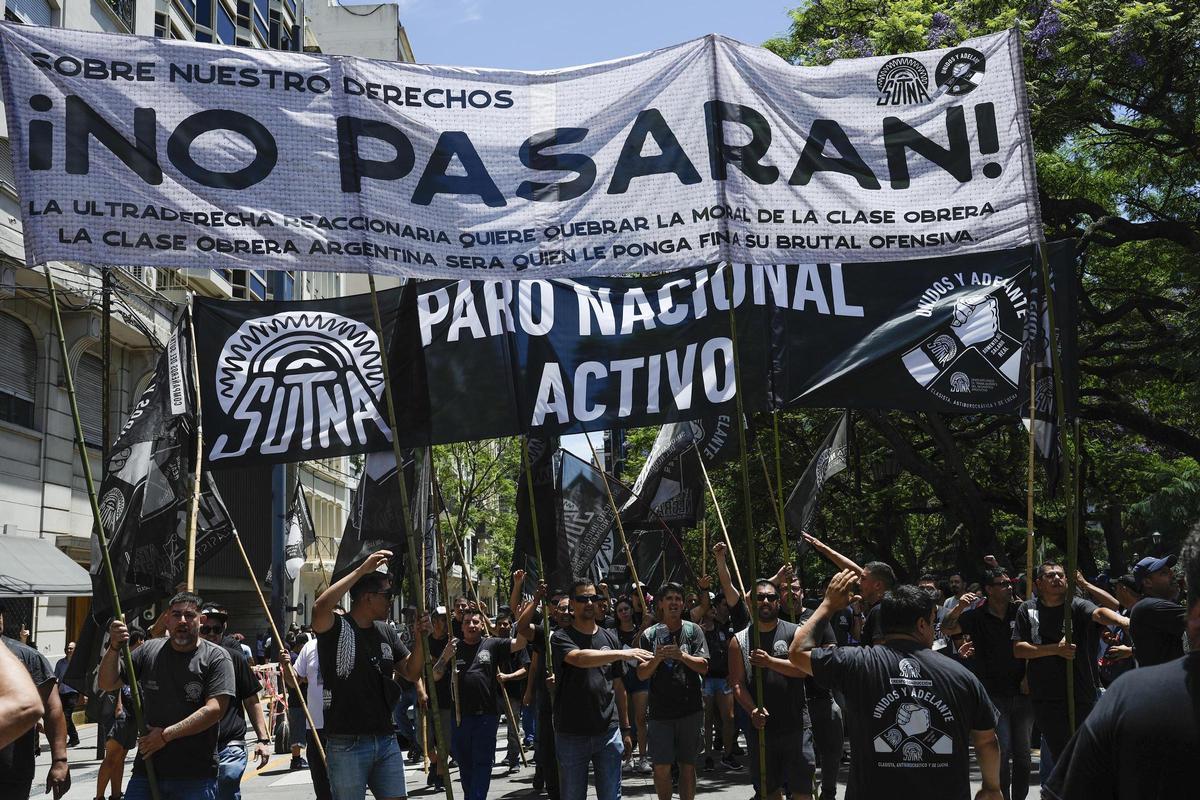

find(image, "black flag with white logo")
[266,482,317,586]
[332,449,420,582]
[620,412,741,530]
[92,314,236,619]
[512,436,561,589]
[558,451,631,584]
[784,411,851,536]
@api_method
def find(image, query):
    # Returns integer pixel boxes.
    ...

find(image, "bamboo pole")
[43,267,160,800]
[418,459,431,774]
[1066,418,1082,733]
[1026,363,1037,599]
[584,435,650,616]
[519,436,556,696]
[432,471,528,767]
[429,470,463,727]
[185,306,203,591]
[757,449,790,557]
[367,275,455,800]
[721,264,767,800]
[701,519,707,580]
[230,531,327,769]
[772,413,791,565]
[694,445,747,596]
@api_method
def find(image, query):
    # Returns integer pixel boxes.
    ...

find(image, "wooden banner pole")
[185,305,203,591]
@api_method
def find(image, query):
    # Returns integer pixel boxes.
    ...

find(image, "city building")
[0,0,416,659]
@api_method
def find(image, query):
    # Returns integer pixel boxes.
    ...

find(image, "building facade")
[0,0,415,659]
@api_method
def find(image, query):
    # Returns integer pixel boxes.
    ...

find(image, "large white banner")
[0,24,1041,278]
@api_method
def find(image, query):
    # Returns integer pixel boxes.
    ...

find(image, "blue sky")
[389,0,798,69]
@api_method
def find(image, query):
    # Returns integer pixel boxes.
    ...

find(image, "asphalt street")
[37,719,1033,798]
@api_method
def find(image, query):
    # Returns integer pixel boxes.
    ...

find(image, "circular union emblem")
[935,47,986,95]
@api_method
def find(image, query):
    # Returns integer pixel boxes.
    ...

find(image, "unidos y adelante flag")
[0,24,1039,277]
[190,244,1073,467]
[558,451,632,584]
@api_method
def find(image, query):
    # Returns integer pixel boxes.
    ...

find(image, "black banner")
[332,449,419,582]
[512,436,561,589]
[558,451,631,584]
[784,411,850,536]
[620,413,741,531]
[93,316,236,618]
[194,244,1075,465]
[607,527,689,594]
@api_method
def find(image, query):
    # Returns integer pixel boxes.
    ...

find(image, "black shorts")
[747,726,815,795]
[108,714,137,750]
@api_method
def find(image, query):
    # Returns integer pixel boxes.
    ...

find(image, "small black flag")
[784,411,850,536]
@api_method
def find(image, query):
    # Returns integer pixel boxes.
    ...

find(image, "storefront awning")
[0,535,91,597]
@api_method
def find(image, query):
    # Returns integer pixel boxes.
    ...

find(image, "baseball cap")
[1133,554,1177,583]
[200,602,229,620]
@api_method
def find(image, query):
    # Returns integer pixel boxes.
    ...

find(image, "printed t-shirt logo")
[901,270,1028,411]
[209,311,390,460]
[478,649,492,665]
[772,639,789,657]
[871,656,955,767]
[184,681,203,703]
[876,57,931,105]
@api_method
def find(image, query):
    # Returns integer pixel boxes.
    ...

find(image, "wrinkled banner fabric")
[192,244,1073,465]
[0,23,1039,276]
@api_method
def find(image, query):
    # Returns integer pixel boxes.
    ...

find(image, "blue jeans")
[125,775,216,800]
[556,726,623,800]
[394,687,417,750]
[992,693,1034,800]
[326,733,408,800]
[450,713,499,800]
[215,744,248,800]
[521,702,537,746]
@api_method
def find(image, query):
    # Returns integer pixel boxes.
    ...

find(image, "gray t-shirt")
[122,638,235,779]
[639,620,709,720]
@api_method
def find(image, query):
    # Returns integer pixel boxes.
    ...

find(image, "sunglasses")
[199,625,225,634]
[573,594,599,604]
[754,593,779,602]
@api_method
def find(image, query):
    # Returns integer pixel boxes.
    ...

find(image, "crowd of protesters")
[1,521,1197,800]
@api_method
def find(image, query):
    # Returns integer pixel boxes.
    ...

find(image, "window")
[8,0,55,26]
[196,0,212,28]
[0,313,36,430]
[217,3,236,44]
[76,353,105,448]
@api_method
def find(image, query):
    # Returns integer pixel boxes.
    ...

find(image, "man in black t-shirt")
[99,592,236,800]
[795,585,841,800]
[790,575,1003,800]
[0,615,70,800]
[943,568,1033,800]
[637,582,710,800]
[525,591,568,800]
[1013,560,1129,761]
[1044,529,1200,799]
[728,579,815,800]
[312,551,426,800]
[1129,554,1187,667]
[424,609,452,794]
[552,578,651,800]
[444,606,530,800]
[857,562,895,646]
[198,604,271,800]
[493,608,530,771]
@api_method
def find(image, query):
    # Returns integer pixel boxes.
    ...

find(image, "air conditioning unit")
[121,266,156,290]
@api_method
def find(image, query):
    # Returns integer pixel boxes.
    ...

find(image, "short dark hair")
[754,579,779,594]
[349,571,391,601]
[1036,561,1063,580]
[496,606,514,623]
[863,562,896,589]
[569,578,595,597]
[983,567,1009,584]
[129,628,147,646]
[918,574,937,585]
[461,607,484,621]
[879,585,936,636]
[657,582,685,600]
[1114,574,1141,596]
[168,591,203,610]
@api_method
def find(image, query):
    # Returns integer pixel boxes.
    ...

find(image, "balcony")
[157,267,235,300]
[103,0,137,32]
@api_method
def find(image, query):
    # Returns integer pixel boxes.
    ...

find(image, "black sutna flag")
[92,314,236,620]
[558,451,631,584]
[333,449,420,583]
[784,411,850,536]
[512,436,561,589]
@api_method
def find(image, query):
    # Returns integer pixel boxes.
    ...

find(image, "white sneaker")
[637,757,653,775]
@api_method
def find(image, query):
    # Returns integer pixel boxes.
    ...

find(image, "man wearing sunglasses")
[728,579,823,800]
[943,569,1033,800]
[197,604,271,800]
[637,582,710,800]
[553,579,653,800]
[312,550,427,800]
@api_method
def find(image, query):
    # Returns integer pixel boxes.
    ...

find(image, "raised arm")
[312,549,390,634]
[802,533,864,576]
[508,570,526,619]
[1075,571,1120,612]
[712,542,743,607]
[789,569,857,676]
